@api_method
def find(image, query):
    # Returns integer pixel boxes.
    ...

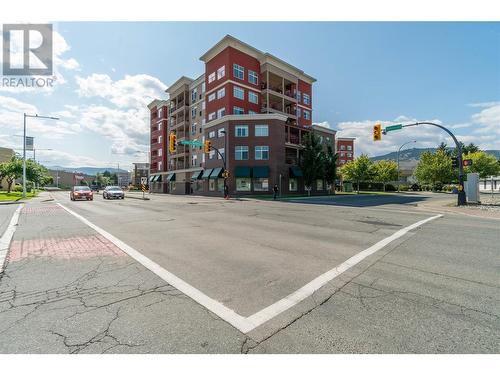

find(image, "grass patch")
[0,191,36,202]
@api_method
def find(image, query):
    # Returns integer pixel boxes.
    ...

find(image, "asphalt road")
[0,191,498,353]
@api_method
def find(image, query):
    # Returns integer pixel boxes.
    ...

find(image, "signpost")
[140,177,147,199]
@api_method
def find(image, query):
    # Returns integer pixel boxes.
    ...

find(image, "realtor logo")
[2,24,53,76]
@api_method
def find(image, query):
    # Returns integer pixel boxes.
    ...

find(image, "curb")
[126,195,150,201]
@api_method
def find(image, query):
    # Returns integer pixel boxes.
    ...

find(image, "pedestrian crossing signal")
[373,123,382,141]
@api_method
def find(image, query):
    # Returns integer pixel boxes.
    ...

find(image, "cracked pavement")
[0,192,499,353]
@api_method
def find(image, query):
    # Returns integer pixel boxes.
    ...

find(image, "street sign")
[179,140,203,147]
[385,124,403,132]
[25,136,34,151]
[141,177,147,185]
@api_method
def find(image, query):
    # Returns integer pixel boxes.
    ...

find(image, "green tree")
[437,142,451,157]
[414,149,454,187]
[463,151,500,178]
[340,154,373,193]
[0,156,23,193]
[324,146,338,194]
[372,160,398,191]
[299,132,326,195]
[25,159,52,189]
[463,143,480,154]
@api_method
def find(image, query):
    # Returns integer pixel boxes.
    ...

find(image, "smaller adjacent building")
[336,137,355,166]
[133,162,150,187]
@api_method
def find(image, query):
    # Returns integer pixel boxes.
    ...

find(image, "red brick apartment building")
[336,138,355,166]
[148,35,337,196]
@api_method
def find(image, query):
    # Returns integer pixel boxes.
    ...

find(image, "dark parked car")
[103,186,125,200]
[90,184,100,192]
[70,186,93,201]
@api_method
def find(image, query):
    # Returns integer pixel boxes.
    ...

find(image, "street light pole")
[22,114,59,198]
[397,140,416,192]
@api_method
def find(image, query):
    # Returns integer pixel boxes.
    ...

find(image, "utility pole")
[22,113,59,198]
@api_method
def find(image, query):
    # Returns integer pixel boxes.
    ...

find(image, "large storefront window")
[289,178,298,192]
[169,182,176,192]
[209,179,215,191]
[217,179,224,191]
[253,178,269,191]
[236,178,251,191]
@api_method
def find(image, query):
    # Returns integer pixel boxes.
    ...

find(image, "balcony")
[169,100,188,116]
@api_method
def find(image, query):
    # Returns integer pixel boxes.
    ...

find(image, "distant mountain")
[46,166,129,175]
[371,148,500,162]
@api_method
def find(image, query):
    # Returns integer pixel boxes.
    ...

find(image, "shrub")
[385,184,396,191]
[410,183,420,191]
[399,184,409,191]
[13,185,23,192]
[432,182,444,191]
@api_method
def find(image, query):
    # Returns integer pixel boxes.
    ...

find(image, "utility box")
[465,173,480,203]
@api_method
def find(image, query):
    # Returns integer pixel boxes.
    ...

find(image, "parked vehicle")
[90,184,100,192]
[70,186,93,201]
[103,186,125,199]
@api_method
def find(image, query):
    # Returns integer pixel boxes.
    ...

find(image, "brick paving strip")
[0,200,244,353]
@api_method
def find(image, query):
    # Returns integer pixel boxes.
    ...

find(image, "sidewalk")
[0,198,243,353]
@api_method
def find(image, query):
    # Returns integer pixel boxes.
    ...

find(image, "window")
[158,108,162,117]
[303,93,310,105]
[347,153,352,158]
[158,148,162,156]
[347,145,352,151]
[289,178,297,191]
[296,90,301,101]
[209,179,215,191]
[217,108,225,118]
[218,128,225,137]
[192,155,197,166]
[340,152,345,157]
[217,65,225,79]
[248,91,258,104]
[319,136,324,144]
[217,87,225,99]
[303,110,310,120]
[208,112,216,121]
[208,72,216,83]
[158,123,162,131]
[217,179,224,192]
[208,93,216,102]
[255,146,269,160]
[158,135,162,143]
[236,178,251,191]
[218,148,225,159]
[209,150,215,160]
[340,145,346,150]
[233,106,245,115]
[235,125,248,137]
[248,70,258,85]
[192,107,197,119]
[255,125,268,137]
[316,179,324,190]
[253,178,269,191]
[248,110,257,115]
[235,146,249,160]
[209,131,215,138]
[191,123,197,135]
[158,161,162,170]
[191,89,197,102]
[233,64,244,80]
[233,86,244,100]
[296,107,301,118]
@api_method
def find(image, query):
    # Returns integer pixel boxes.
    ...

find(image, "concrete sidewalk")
[0,198,244,353]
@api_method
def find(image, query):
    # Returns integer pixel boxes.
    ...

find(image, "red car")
[70,186,93,201]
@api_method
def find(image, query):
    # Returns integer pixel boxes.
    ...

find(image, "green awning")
[148,175,155,182]
[201,169,213,179]
[253,166,269,178]
[166,173,175,182]
[191,170,203,180]
[209,167,223,179]
[151,175,160,182]
[156,175,163,182]
[290,166,303,177]
[234,166,251,177]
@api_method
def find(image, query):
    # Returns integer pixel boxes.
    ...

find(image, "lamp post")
[397,140,416,192]
[23,113,59,198]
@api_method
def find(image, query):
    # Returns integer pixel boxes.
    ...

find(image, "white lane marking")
[57,203,256,333]
[0,204,23,273]
[245,214,443,329]
[58,200,442,334]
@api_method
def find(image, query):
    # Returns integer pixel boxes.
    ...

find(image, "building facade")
[336,137,355,166]
[133,162,150,187]
[148,35,335,196]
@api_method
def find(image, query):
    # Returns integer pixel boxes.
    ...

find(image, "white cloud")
[34,149,105,168]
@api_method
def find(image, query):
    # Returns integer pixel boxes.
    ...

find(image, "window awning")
[201,169,213,179]
[209,167,223,179]
[156,175,163,182]
[166,173,175,182]
[191,170,203,180]
[289,166,303,177]
[253,166,269,178]
[148,175,155,182]
[234,166,251,177]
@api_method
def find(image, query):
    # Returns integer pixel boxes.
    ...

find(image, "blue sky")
[1,22,499,169]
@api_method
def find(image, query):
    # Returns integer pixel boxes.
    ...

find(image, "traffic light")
[169,132,177,153]
[463,159,473,167]
[204,140,212,153]
[451,157,458,168]
[373,123,382,141]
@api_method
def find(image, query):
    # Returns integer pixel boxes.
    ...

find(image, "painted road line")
[0,204,23,274]
[57,202,256,333]
[58,201,442,334]
[245,214,443,329]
